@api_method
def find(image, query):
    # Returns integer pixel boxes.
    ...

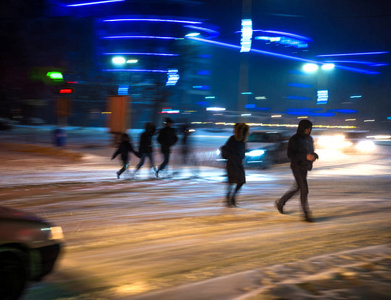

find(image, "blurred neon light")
[325,60,388,66]
[67,0,124,7]
[103,52,179,56]
[240,19,253,52]
[103,18,202,25]
[206,107,226,111]
[316,51,389,57]
[186,36,380,74]
[185,33,200,37]
[253,30,312,42]
[184,25,220,38]
[103,36,177,40]
[103,69,167,73]
[350,95,362,99]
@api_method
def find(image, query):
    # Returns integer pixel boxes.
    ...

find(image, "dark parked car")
[216,130,290,168]
[0,206,63,299]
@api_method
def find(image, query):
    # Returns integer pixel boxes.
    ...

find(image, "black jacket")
[157,127,178,153]
[139,131,153,154]
[288,127,318,171]
[223,135,246,184]
[112,141,138,163]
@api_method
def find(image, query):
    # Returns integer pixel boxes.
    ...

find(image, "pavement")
[2,125,391,299]
[129,244,391,300]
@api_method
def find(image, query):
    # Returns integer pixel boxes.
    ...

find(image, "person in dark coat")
[275,119,319,222]
[156,118,178,177]
[134,122,156,175]
[111,133,139,179]
[222,123,250,207]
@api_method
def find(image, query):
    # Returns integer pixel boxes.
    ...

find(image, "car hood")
[0,205,47,224]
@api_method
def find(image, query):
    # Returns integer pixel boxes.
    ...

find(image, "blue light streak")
[186,36,380,75]
[324,60,388,67]
[255,30,312,42]
[183,25,220,38]
[67,0,124,7]
[103,69,168,73]
[103,36,177,40]
[103,52,179,56]
[102,18,202,25]
[316,51,389,57]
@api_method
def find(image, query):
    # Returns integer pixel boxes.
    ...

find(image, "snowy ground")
[0,126,390,299]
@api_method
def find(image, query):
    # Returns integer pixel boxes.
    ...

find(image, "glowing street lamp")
[321,63,335,70]
[112,56,126,65]
[302,63,319,73]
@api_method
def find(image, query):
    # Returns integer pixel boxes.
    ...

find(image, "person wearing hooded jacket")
[156,118,178,177]
[134,122,156,175]
[275,119,318,222]
[221,123,250,207]
[111,133,139,179]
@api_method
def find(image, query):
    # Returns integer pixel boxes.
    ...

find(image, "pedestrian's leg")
[159,153,170,171]
[231,183,243,206]
[275,169,300,213]
[117,162,128,179]
[295,170,312,221]
[226,183,234,207]
[135,154,146,172]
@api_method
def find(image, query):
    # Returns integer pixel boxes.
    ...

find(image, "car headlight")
[245,149,265,157]
[356,140,375,152]
[42,226,64,241]
[216,149,221,156]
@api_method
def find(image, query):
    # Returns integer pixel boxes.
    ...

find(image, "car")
[216,130,290,169]
[0,205,64,299]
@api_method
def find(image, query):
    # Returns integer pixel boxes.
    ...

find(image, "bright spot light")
[303,63,319,72]
[271,115,282,118]
[126,59,138,63]
[112,56,126,65]
[321,63,335,70]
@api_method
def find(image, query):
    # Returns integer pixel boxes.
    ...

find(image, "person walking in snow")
[275,119,319,222]
[134,122,156,176]
[221,123,250,207]
[111,133,139,179]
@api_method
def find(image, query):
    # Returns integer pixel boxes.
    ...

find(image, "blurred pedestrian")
[275,119,319,222]
[221,123,250,207]
[111,133,139,179]
[156,117,178,177]
[134,122,156,176]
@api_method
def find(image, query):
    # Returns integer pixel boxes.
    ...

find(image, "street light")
[302,63,319,73]
[112,56,126,65]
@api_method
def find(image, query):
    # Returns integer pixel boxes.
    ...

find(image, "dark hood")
[297,119,313,134]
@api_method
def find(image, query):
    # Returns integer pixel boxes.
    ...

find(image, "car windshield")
[344,132,367,139]
[247,132,283,143]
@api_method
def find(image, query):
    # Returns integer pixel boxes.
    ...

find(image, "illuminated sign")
[317,90,328,104]
[240,19,253,52]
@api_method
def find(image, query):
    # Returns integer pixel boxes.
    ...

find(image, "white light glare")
[126,59,138,63]
[321,63,335,70]
[112,56,126,65]
[303,63,319,72]
[206,107,226,111]
[185,32,200,37]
